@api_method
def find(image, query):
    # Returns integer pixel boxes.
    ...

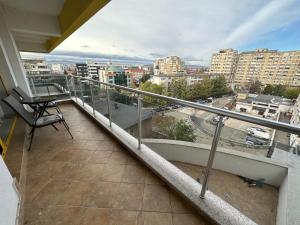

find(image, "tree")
[157,116,196,142]
[273,84,286,96]
[139,81,166,105]
[140,74,150,83]
[189,77,213,99]
[283,87,300,99]
[263,84,274,95]
[212,76,227,96]
[249,80,262,94]
[168,78,189,100]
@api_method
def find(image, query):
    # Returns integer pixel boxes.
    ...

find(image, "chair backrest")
[2,95,35,126]
[13,87,30,101]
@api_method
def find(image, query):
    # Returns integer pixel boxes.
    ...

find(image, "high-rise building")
[87,62,106,79]
[209,49,238,83]
[234,49,300,88]
[154,56,185,75]
[76,63,88,77]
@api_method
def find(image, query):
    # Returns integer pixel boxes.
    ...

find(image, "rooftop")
[238,94,292,105]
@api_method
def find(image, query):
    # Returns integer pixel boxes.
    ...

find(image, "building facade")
[290,94,300,148]
[23,58,51,75]
[234,49,300,88]
[99,66,131,87]
[87,62,106,79]
[76,63,88,77]
[209,48,238,83]
[154,56,185,75]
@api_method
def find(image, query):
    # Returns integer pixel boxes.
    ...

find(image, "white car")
[247,127,266,133]
[247,129,270,140]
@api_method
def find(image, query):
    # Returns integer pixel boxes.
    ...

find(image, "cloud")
[55,0,300,65]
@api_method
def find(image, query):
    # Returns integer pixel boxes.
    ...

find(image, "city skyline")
[45,0,300,66]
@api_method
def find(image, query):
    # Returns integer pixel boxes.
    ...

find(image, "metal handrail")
[68,74,300,135]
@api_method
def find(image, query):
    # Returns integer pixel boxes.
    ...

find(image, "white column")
[0,6,32,96]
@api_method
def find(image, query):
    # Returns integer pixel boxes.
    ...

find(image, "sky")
[51,0,300,65]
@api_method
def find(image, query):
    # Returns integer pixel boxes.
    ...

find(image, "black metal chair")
[2,95,73,151]
[12,86,62,114]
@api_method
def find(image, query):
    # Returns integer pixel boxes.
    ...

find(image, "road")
[165,96,268,156]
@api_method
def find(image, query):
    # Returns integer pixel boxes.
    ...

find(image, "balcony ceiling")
[0,0,110,53]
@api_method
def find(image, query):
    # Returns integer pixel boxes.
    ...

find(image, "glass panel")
[109,87,139,138]
[27,75,70,100]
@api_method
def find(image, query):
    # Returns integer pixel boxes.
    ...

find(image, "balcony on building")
[1,1,300,225]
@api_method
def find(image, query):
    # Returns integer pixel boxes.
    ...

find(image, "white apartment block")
[154,56,185,75]
[209,48,238,83]
[234,49,300,88]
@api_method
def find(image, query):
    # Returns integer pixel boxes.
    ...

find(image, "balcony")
[4,74,300,225]
[5,102,277,225]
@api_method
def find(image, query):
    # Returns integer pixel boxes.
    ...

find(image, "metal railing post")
[30,77,37,95]
[138,95,142,149]
[200,116,224,199]
[79,79,85,107]
[65,75,72,98]
[89,81,95,116]
[72,77,78,102]
[106,87,112,127]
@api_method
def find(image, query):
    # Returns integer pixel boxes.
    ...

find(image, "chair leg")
[28,127,35,151]
[51,124,59,131]
[62,120,73,139]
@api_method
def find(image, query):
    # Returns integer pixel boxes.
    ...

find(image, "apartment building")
[234,49,300,88]
[99,65,130,86]
[154,56,185,75]
[87,62,106,79]
[75,63,88,77]
[23,57,51,75]
[209,48,238,83]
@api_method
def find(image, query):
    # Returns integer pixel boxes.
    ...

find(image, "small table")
[21,96,57,118]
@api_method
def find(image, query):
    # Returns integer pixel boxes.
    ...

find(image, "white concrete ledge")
[71,98,258,225]
[144,138,288,186]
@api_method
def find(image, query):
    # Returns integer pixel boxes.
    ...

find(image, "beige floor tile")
[138,212,172,225]
[57,181,96,206]
[172,213,206,225]
[113,183,144,210]
[79,208,110,225]
[87,181,120,208]
[102,164,125,182]
[122,164,146,184]
[32,179,71,206]
[142,185,171,212]
[109,210,138,225]
[88,151,112,164]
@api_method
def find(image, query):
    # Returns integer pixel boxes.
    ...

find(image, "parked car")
[245,140,255,146]
[207,97,213,103]
[247,127,267,133]
[197,99,208,104]
[246,136,268,145]
[247,130,270,140]
[212,116,228,124]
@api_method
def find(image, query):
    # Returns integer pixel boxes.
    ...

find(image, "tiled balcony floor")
[23,104,210,225]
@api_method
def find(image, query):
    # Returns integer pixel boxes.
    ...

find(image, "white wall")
[144,139,288,186]
[0,157,19,225]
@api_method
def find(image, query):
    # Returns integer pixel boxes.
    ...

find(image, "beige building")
[154,56,185,75]
[234,49,300,88]
[209,48,238,83]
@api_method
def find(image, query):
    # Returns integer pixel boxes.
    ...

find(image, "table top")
[21,96,56,104]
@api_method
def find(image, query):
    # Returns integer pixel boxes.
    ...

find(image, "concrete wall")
[144,139,288,187]
[276,173,288,225]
